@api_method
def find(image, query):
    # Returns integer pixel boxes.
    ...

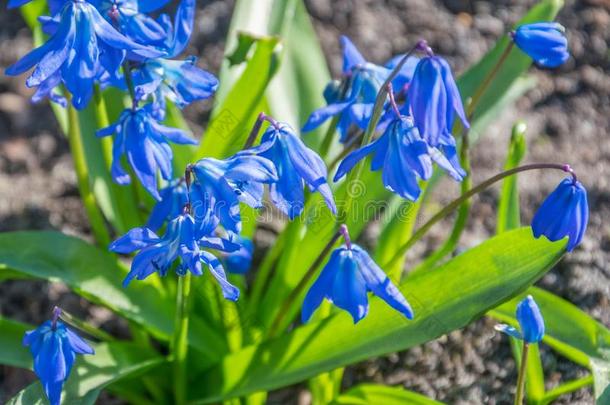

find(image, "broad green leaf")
[497,122,527,234]
[332,384,444,405]
[189,228,565,402]
[0,231,227,362]
[196,36,281,159]
[0,318,31,369]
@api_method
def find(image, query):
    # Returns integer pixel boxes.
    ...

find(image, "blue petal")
[110,227,159,254]
[302,248,341,323]
[340,36,366,73]
[516,295,545,343]
[495,324,523,340]
[302,101,353,132]
[202,251,240,301]
[330,248,369,323]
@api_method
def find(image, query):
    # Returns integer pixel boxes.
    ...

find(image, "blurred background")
[0,0,608,403]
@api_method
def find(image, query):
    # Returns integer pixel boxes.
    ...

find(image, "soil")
[0,0,608,404]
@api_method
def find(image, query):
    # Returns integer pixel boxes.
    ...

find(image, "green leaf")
[0,318,31,369]
[0,231,228,362]
[497,122,527,234]
[189,228,565,402]
[195,36,281,159]
[332,384,444,405]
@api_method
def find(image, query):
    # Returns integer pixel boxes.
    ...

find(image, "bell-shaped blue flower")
[407,55,469,147]
[96,104,197,200]
[146,179,189,231]
[302,244,413,323]
[224,236,254,274]
[531,177,588,252]
[303,36,390,142]
[133,56,218,120]
[247,122,336,219]
[5,0,162,109]
[190,154,278,234]
[496,295,545,344]
[110,211,241,299]
[334,116,464,201]
[511,22,569,68]
[23,320,94,405]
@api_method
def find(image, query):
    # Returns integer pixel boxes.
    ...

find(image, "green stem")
[267,226,344,338]
[58,308,115,342]
[515,342,530,405]
[122,61,137,105]
[172,274,192,405]
[467,41,514,118]
[67,101,111,247]
[385,163,573,271]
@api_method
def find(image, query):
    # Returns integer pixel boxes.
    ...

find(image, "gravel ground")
[0,0,608,403]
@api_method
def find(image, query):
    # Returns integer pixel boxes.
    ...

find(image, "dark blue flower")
[512,22,569,68]
[247,122,336,219]
[110,211,241,299]
[302,244,413,323]
[407,55,469,147]
[531,177,588,252]
[303,36,390,142]
[23,320,94,405]
[496,295,545,344]
[96,104,197,200]
[224,236,253,274]
[190,154,278,234]
[146,179,189,231]
[334,117,464,201]
[5,0,162,109]
[133,56,218,120]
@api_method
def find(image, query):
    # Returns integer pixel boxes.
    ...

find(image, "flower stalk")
[56,306,116,342]
[514,342,530,405]
[385,163,575,272]
[172,273,192,405]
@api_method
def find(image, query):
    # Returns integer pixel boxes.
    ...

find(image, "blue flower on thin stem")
[23,308,94,405]
[511,22,569,68]
[5,0,162,109]
[531,174,588,252]
[496,295,545,343]
[302,226,413,323]
[334,114,464,201]
[110,210,241,300]
[303,36,390,142]
[190,154,278,234]
[407,52,469,147]
[96,103,197,200]
[246,117,336,219]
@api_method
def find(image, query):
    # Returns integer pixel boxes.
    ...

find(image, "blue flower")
[512,22,569,68]
[146,179,189,231]
[531,177,588,252]
[133,56,218,120]
[334,117,464,201]
[96,104,197,200]
[303,36,390,142]
[5,0,162,110]
[224,236,254,274]
[110,212,241,299]
[496,295,545,344]
[407,55,469,147]
[23,320,94,405]
[247,122,336,219]
[190,154,278,234]
[302,244,413,323]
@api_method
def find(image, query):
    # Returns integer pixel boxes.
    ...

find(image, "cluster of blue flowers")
[6,0,585,400]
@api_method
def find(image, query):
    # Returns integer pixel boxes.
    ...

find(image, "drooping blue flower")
[110,211,241,299]
[146,179,189,231]
[224,236,254,274]
[5,0,162,110]
[531,177,588,252]
[96,104,197,200]
[246,122,336,219]
[190,154,278,234]
[334,116,464,201]
[407,55,469,147]
[496,295,545,344]
[303,36,390,142]
[134,56,218,120]
[302,244,413,323]
[511,22,569,68]
[23,319,94,405]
